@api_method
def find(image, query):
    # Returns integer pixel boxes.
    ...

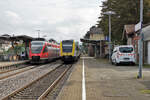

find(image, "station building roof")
[0,35,33,42]
[124,25,135,35]
[0,34,11,40]
[12,35,33,41]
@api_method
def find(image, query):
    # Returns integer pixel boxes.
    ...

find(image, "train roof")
[32,38,45,41]
[31,41,60,46]
[62,39,73,41]
[31,41,45,43]
[62,40,74,42]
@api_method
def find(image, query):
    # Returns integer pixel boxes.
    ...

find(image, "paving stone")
[57,57,150,100]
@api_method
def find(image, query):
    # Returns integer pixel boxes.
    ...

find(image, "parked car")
[111,45,135,65]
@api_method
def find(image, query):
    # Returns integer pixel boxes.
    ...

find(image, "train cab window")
[43,46,48,53]
[48,44,52,47]
[62,44,73,52]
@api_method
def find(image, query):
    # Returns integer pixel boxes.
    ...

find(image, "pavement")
[0,60,29,68]
[56,59,82,100]
[56,57,150,100]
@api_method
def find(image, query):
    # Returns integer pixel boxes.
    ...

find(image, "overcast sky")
[0,0,102,42]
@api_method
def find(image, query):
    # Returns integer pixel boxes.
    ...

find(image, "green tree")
[97,0,150,44]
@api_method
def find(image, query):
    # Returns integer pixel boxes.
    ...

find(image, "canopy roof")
[80,38,105,44]
[0,35,33,42]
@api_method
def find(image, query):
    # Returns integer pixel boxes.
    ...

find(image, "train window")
[43,46,48,53]
[31,46,43,54]
[31,42,43,46]
[62,40,73,44]
[48,45,52,47]
[62,45,73,52]
[62,41,73,52]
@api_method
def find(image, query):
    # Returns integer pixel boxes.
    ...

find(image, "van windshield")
[119,47,133,53]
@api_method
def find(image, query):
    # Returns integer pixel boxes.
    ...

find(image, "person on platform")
[21,52,25,60]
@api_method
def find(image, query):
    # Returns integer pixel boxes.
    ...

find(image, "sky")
[0,0,103,42]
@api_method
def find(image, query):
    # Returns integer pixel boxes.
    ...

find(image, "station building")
[0,34,33,61]
[122,24,150,64]
[81,26,108,58]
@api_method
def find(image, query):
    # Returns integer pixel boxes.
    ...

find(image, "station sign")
[105,36,109,41]
[135,22,141,32]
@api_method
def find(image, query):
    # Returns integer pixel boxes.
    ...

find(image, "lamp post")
[36,30,40,38]
[43,35,47,38]
[104,11,115,62]
[138,0,143,78]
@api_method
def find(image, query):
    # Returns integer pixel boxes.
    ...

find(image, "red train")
[29,40,60,63]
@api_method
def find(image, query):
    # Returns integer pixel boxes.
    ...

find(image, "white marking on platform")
[81,57,94,59]
[82,59,86,100]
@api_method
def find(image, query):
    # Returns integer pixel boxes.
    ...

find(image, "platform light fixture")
[36,30,40,38]
[103,11,115,62]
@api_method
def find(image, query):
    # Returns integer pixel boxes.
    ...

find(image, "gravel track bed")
[0,61,29,68]
[0,65,35,80]
[9,64,71,100]
[44,63,75,100]
[0,61,62,99]
[0,63,30,74]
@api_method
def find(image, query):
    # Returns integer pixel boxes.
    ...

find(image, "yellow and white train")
[60,40,80,62]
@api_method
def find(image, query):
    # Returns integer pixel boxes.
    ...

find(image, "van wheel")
[132,63,135,66]
[111,59,114,65]
[115,59,119,66]
[116,63,119,66]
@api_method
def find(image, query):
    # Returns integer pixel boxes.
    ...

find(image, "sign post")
[138,0,143,79]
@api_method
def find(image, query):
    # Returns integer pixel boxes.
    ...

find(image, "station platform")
[57,57,150,100]
[0,60,29,68]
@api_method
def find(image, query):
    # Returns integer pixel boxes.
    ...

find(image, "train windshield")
[62,41,73,52]
[31,42,43,54]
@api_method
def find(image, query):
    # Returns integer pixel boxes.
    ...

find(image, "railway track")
[2,63,72,100]
[0,65,35,80]
[0,61,61,80]
[0,63,30,74]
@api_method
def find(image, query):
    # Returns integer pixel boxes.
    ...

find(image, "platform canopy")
[12,35,33,42]
[80,38,106,44]
[0,35,33,42]
[0,34,11,40]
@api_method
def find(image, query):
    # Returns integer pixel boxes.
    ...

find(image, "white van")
[111,45,135,65]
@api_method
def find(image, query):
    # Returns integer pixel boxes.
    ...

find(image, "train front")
[60,40,75,62]
[29,41,46,63]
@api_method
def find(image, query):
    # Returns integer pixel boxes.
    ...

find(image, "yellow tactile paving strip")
[56,60,82,100]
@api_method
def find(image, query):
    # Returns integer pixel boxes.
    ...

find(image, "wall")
[90,34,105,40]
